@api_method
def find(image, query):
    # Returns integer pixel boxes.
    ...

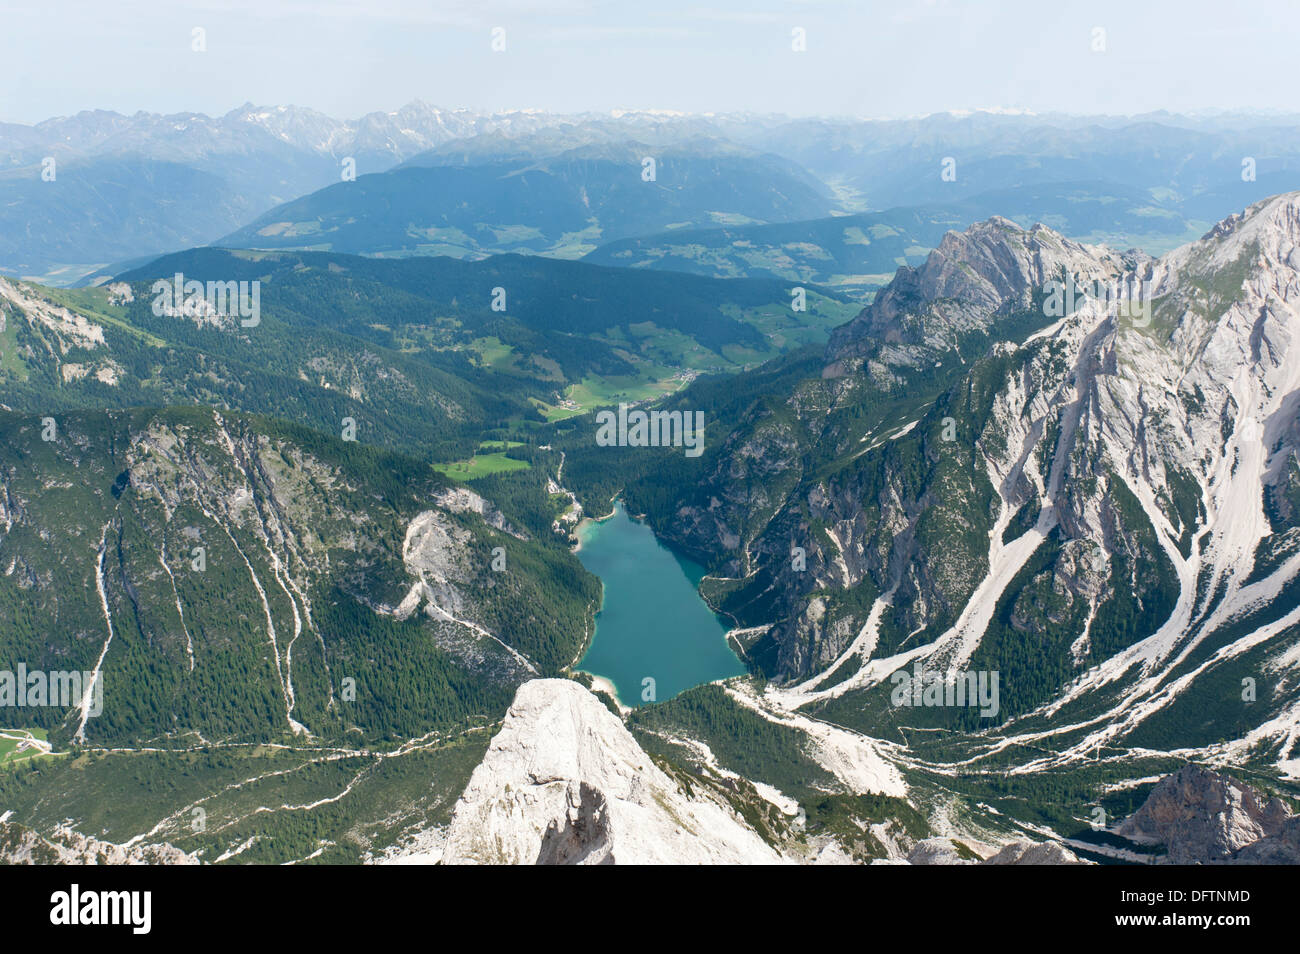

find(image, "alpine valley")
[1,105,1300,866]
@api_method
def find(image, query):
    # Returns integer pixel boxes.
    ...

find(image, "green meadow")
[434,441,531,480]
[0,728,55,768]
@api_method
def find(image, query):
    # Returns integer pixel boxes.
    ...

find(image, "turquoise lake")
[576,501,746,706]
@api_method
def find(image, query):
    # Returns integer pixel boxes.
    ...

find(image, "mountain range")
[7,106,1300,286]
[0,103,705,279]
[3,188,1299,863]
[3,93,1300,865]
[532,193,1300,861]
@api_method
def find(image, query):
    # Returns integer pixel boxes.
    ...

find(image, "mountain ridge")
[573,194,1300,796]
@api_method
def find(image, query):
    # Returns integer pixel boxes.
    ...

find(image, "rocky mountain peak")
[441,679,784,864]
[1158,190,1300,292]
[1118,766,1293,863]
[825,214,1127,375]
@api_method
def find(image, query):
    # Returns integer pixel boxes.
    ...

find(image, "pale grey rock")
[982,840,1085,865]
[1118,765,1292,864]
[826,216,1129,376]
[811,842,858,865]
[433,487,529,540]
[0,820,197,865]
[441,679,786,865]
[906,836,1081,865]
[1232,815,1300,864]
[906,837,974,865]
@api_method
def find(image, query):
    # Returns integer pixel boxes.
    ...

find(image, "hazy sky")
[2,0,1296,124]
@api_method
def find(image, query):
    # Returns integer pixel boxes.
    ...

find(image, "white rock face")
[971,192,1300,764]
[827,216,1132,374]
[906,837,973,865]
[0,278,107,349]
[442,679,786,865]
[808,194,1300,773]
[905,836,1084,865]
[982,840,1085,865]
[0,820,197,865]
[1118,765,1292,863]
[433,487,528,539]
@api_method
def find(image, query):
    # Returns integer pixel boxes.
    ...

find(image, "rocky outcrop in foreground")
[0,819,196,865]
[442,679,784,865]
[1118,765,1296,864]
[906,837,1085,865]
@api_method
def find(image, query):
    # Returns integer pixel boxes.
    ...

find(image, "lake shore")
[571,497,620,553]
[580,673,631,715]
